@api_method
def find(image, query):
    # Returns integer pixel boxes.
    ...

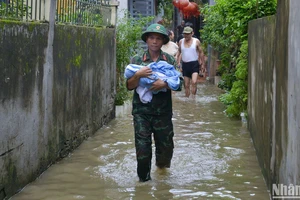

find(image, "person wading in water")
[177,26,205,98]
[126,23,182,182]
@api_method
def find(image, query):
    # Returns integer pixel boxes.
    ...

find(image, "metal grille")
[0,0,44,21]
[56,0,111,26]
[0,0,113,26]
[129,0,153,18]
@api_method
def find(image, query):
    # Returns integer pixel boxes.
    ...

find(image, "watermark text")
[273,184,300,199]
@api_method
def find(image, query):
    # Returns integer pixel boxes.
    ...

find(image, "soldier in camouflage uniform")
[126,23,181,182]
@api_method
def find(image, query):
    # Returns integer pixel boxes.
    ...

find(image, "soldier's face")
[146,33,164,50]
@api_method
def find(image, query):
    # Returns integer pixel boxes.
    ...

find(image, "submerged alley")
[10,83,270,200]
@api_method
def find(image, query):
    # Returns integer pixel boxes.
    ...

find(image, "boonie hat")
[183,26,193,34]
[141,23,169,44]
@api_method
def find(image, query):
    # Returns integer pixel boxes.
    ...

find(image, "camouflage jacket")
[129,50,177,115]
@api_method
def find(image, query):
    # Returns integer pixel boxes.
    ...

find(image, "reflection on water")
[11,83,270,200]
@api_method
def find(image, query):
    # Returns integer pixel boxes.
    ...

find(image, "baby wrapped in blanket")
[124,61,181,103]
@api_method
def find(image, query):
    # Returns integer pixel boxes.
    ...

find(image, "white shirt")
[161,41,179,59]
[181,38,198,62]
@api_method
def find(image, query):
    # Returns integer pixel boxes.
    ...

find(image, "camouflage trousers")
[133,114,174,182]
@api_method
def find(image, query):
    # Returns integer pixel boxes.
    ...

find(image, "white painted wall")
[117,0,128,22]
[209,0,216,5]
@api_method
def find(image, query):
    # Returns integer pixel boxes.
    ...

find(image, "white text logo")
[273,184,300,199]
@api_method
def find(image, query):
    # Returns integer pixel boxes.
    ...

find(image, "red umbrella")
[173,0,189,10]
[172,0,180,8]
[181,2,200,18]
[190,2,200,17]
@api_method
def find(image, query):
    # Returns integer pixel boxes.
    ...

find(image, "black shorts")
[182,61,199,78]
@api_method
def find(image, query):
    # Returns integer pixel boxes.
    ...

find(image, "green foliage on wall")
[201,0,277,117]
[156,0,174,28]
[56,10,103,27]
[219,41,248,117]
[0,0,31,19]
[115,12,154,105]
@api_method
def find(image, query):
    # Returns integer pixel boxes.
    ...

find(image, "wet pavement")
[10,81,270,200]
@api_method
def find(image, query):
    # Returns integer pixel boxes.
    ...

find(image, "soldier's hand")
[136,66,152,78]
[150,79,167,91]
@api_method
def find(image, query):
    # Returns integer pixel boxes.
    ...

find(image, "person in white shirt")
[177,26,205,97]
[161,30,179,60]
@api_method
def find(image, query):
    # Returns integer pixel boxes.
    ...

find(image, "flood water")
[11,83,270,200]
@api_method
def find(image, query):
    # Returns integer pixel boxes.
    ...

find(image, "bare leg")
[191,72,198,95]
[184,76,191,97]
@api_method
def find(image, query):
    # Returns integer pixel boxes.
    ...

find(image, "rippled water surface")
[11,83,270,200]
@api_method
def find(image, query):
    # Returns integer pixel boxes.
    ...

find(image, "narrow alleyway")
[10,81,270,200]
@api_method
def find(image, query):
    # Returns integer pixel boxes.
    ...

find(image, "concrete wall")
[281,0,300,186]
[248,15,276,186]
[248,0,300,196]
[0,1,116,199]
